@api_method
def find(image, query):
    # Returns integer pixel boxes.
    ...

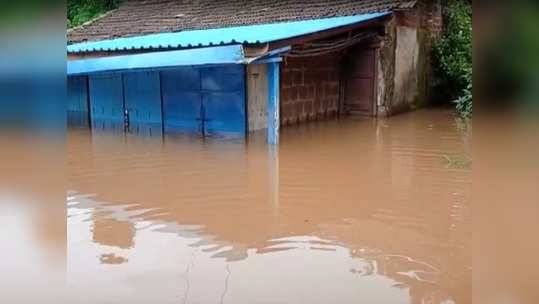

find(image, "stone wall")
[280,54,341,125]
[378,0,442,116]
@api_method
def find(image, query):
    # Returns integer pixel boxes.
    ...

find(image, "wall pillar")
[267,62,280,144]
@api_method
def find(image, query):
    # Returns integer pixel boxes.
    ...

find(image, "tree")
[432,0,472,118]
[67,0,122,28]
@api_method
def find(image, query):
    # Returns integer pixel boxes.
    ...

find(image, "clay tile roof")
[68,0,416,43]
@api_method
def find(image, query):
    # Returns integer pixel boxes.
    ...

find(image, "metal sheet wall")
[123,71,163,136]
[84,65,246,137]
[161,67,202,134]
[202,66,246,136]
[67,76,88,112]
[67,76,90,127]
[162,65,246,137]
[88,74,125,131]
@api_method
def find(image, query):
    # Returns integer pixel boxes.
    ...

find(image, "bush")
[432,0,472,117]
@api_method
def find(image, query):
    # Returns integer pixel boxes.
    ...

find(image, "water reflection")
[67,109,470,304]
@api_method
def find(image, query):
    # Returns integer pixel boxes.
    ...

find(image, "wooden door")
[343,48,376,116]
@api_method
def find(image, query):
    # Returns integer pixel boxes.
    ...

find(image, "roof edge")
[67,45,246,76]
[67,13,390,54]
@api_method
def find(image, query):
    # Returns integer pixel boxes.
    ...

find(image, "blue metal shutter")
[123,71,163,136]
[161,68,202,135]
[67,76,89,126]
[201,66,246,137]
[88,74,124,131]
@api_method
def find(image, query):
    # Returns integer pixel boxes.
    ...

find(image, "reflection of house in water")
[92,216,135,250]
[89,207,136,265]
[70,190,462,303]
[99,253,128,265]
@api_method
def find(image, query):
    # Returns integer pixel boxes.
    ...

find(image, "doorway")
[343,47,377,116]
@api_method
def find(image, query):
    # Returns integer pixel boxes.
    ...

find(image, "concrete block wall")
[280,54,341,126]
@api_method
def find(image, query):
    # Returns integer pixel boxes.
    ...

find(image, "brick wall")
[280,54,341,125]
[419,0,443,36]
[395,0,442,36]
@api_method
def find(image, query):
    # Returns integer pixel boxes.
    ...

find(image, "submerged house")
[67,0,442,143]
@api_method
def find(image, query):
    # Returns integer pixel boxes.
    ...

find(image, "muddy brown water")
[66,109,471,304]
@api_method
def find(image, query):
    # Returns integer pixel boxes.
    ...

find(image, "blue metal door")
[202,66,246,137]
[123,71,163,136]
[161,68,202,134]
[88,74,124,131]
[67,76,89,127]
[161,65,246,137]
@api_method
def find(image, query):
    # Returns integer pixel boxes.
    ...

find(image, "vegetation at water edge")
[432,0,472,118]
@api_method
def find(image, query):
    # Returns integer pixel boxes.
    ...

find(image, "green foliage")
[432,0,472,117]
[455,73,472,118]
[67,0,122,28]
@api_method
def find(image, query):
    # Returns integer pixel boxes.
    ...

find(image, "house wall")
[392,25,420,113]
[69,65,247,137]
[247,64,268,132]
[280,54,341,126]
[67,75,90,127]
[378,0,442,116]
[69,0,443,132]
[277,0,442,122]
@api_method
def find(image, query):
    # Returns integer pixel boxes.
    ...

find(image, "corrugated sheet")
[67,13,389,54]
[67,45,245,75]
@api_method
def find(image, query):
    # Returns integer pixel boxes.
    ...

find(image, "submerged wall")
[393,25,420,113]
[280,54,341,126]
[276,0,442,122]
[68,65,248,137]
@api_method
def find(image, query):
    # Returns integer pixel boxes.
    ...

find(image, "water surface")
[67,109,471,304]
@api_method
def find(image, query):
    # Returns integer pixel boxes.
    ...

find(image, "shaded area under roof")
[67,13,389,54]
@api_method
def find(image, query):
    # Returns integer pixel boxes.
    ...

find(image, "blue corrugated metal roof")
[67,13,389,53]
[68,45,244,75]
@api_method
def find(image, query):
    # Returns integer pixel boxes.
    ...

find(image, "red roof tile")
[68,0,416,43]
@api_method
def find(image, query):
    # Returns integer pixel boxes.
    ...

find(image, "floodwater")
[66,109,471,304]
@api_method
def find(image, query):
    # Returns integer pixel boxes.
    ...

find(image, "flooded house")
[62,2,474,303]
[67,0,442,143]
